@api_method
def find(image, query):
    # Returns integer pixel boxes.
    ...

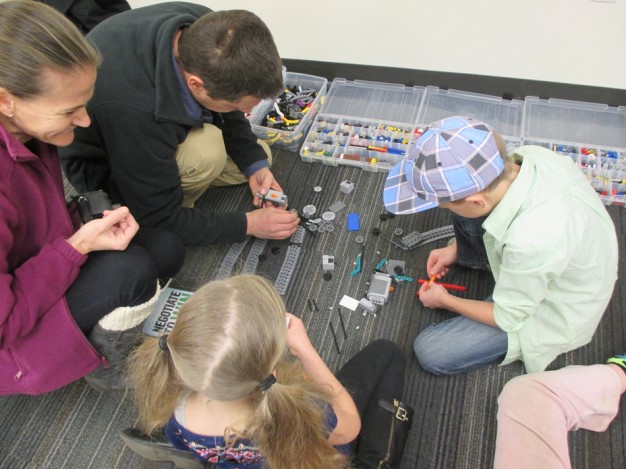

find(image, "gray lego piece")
[242,238,268,273]
[401,225,454,249]
[290,225,307,245]
[274,245,302,295]
[400,231,422,249]
[359,297,377,314]
[386,259,406,276]
[215,238,249,279]
[415,225,455,247]
[366,272,392,305]
[328,201,346,213]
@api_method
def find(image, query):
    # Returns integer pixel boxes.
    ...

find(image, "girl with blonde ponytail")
[126,274,410,468]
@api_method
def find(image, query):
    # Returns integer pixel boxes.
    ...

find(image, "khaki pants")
[175,124,272,208]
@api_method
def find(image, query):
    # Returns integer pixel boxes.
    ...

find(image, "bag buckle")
[394,399,410,422]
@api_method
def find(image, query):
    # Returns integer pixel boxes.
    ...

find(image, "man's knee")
[176,124,229,182]
[258,139,273,164]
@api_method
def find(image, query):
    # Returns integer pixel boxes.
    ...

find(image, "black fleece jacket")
[61,2,268,246]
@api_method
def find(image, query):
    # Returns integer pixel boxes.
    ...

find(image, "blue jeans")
[413,315,507,375]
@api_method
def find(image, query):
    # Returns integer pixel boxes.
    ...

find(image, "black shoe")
[85,324,144,392]
[120,428,205,469]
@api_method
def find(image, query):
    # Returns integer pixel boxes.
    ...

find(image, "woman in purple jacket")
[0,1,184,395]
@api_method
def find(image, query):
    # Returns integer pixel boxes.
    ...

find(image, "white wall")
[128,0,626,90]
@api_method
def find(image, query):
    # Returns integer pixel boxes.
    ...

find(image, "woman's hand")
[66,206,139,254]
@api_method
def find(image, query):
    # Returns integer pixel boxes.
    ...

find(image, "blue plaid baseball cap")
[383,116,504,214]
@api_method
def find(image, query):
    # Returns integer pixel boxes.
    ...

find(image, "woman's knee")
[114,246,159,303]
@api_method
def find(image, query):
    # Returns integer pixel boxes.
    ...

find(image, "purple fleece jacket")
[0,123,104,395]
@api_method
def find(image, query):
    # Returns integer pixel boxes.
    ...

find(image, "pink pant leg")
[494,365,626,469]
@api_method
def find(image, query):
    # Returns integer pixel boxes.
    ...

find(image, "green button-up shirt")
[483,145,618,373]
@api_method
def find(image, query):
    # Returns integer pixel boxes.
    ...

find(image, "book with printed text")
[142,287,193,337]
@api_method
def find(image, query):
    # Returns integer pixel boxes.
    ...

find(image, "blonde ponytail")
[127,336,182,434]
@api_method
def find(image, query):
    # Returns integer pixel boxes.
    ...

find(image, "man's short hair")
[178,10,283,102]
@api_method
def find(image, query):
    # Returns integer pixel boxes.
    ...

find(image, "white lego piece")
[322,255,335,271]
[339,180,355,194]
[339,295,360,311]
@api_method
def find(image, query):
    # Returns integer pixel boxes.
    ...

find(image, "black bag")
[376,399,414,469]
[352,398,414,469]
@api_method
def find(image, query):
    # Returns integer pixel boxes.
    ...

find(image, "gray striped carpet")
[1,148,625,468]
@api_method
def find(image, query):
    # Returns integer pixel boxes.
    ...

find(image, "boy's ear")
[465,192,487,208]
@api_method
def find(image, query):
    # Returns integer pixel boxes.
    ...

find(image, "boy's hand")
[417,280,449,309]
[427,240,458,278]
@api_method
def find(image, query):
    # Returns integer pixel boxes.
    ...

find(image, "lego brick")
[339,295,360,311]
[328,201,346,213]
[347,213,360,231]
[274,245,301,295]
[339,180,354,194]
[242,238,268,274]
[215,238,249,279]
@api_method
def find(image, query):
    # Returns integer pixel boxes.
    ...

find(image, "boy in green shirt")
[383,116,618,375]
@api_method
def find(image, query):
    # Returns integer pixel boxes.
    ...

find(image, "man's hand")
[249,167,284,208]
[67,207,139,255]
[246,207,299,239]
[427,239,458,279]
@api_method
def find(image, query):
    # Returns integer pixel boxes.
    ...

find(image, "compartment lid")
[523,96,626,150]
[320,78,425,124]
[418,86,524,138]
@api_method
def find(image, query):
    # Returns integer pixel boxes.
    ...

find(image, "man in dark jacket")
[61,2,299,246]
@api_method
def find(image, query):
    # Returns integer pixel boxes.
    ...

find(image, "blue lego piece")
[347,213,360,231]
[350,253,362,276]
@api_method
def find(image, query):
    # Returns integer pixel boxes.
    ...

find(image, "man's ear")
[0,88,15,117]
[465,192,487,208]
[186,74,205,94]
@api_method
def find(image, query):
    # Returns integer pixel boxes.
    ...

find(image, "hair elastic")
[158,334,169,352]
[258,374,276,392]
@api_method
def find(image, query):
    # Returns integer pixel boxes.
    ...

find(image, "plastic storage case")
[522,97,626,206]
[418,86,524,153]
[299,81,526,172]
[248,72,328,152]
[300,79,426,172]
